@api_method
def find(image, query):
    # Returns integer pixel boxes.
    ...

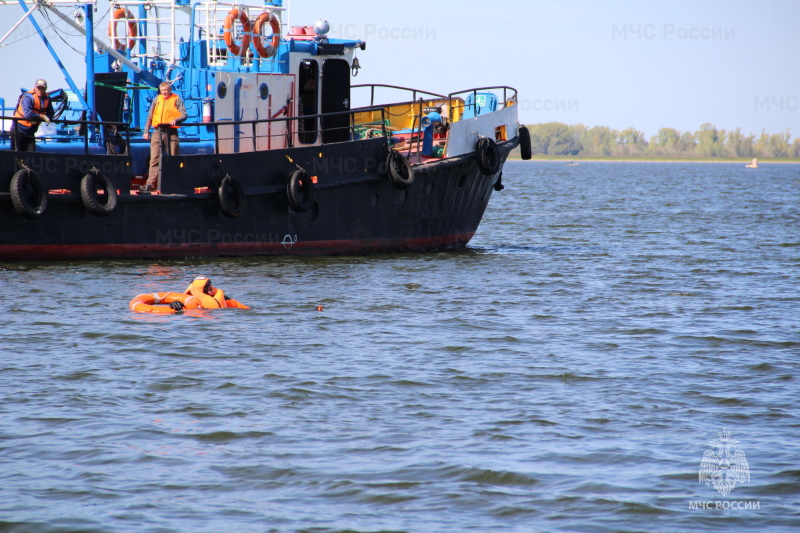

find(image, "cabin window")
[298,59,319,144]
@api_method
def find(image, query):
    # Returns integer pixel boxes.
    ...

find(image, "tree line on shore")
[523,122,799,159]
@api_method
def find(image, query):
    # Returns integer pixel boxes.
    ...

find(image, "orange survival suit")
[184,276,229,308]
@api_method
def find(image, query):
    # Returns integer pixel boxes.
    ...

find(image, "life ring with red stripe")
[252,11,281,58]
[108,8,137,50]
[223,9,251,57]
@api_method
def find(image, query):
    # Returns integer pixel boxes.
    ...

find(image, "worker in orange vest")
[12,78,54,152]
[142,81,187,191]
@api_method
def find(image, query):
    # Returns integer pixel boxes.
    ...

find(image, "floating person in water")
[179,276,240,309]
[129,276,249,314]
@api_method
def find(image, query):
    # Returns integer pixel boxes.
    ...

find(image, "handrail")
[353,84,519,124]
[446,86,518,122]
[447,85,519,100]
[182,105,390,153]
[1,115,133,155]
[352,84,446,106]
[1,104,387,155]
[5,91,516,157]
[184,104,387,129]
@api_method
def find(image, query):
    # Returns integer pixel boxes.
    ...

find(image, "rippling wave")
[2,162,799,532]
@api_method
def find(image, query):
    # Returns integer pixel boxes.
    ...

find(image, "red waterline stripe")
[0,233,476,260]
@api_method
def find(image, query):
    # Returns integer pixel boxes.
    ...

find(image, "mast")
[85,3,95,122]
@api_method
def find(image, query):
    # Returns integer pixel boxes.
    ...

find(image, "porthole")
[259,83,269,100]
[217,82,227,99]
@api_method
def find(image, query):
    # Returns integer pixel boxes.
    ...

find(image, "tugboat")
[0,0,531,260]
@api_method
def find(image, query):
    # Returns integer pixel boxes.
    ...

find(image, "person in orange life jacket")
[169,276,231,310]
[12,78,54,152]
[142,81,187,190]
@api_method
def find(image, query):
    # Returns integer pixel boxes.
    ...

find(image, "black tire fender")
[476,137,501,175]
[218,174,246,218]
[386,149,414,189]
[80,169,118,217]
[10,168,47,219]
[286,169,314,212]
[519,125,532,160]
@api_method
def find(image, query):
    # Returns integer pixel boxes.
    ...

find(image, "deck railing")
[200,105,389,153]
[446,86,519,122]
[0,105,388,156]
[0,116,133,155]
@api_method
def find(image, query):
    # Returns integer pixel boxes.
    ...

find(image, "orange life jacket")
[183,277,227,308]
[13,90,50,128]
[151,93,183,128]
[212,289,227,308]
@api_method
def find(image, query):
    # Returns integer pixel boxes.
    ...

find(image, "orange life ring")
[129,291,250,314]
[223,9,251,57]
[108,8,137,50]
[252,11,281,58]
[130,292,193,314]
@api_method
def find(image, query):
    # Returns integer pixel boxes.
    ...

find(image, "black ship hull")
[0,137,516,260]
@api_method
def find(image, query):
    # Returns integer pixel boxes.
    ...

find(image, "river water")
[1,161,798,532]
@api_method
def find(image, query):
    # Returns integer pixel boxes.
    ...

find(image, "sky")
[2,0,798,141]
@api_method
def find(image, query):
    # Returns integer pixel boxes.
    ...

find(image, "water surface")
[2,161,799,532]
